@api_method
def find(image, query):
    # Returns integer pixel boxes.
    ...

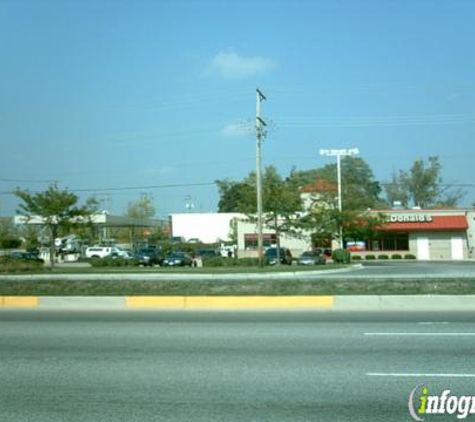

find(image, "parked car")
[196,248,219,259]
[264,247,293,265]
[187,238,201,244]
[9,251,44,263]
[85,246,118,259]
[297,250,326,266]
[134,248,164,266]
[170,236,185,244]
[110,249,135,260]
[162,251,194,267]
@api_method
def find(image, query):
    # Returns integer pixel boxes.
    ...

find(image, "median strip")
[0,295,334,309]
[1,295,475,310]
[126,296,334,309]
[0,296,39,307]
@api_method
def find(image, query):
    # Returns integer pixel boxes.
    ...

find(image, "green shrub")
[404,254,417,260]
[332,248,351,264]
[0,237,22,249]
[239,258,259,267]
[127,258,139,267]
[202,257,226,267]
[202,257,259,267]
[159,242,222,257]
[0,256,45,273]
[365,255,376,260]
[352,255,362,261]
[391,254,402,260]
[89,257,138,267]
[378,254,389,260]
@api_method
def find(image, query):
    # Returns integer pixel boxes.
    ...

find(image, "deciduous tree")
[385,156,465,208]
[289,156,384,210]
[15,184,98,266]
[215,175,256,213]
[261,166,303,262]
[125,195,156,219]
[216,167,303,263]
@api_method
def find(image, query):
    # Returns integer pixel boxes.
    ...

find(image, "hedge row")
[88,256,260,268]
[202,257,259,267]
[0,238,22,249]
[89,257,140,267]
[0,257,46,273]
[153,242,223,257]
[352,254,417,261]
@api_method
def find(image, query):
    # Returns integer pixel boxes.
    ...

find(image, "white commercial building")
[170,212,311,256]
[170,213,244,244]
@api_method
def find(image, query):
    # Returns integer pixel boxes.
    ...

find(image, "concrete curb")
[1,295,475,311]
[334,295,475,311]
[0,265,364,282]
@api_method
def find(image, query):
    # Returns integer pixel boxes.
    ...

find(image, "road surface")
[1,310,475,421]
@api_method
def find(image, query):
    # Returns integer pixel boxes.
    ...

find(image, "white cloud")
[208,52,275,79]
[221,122,253,139]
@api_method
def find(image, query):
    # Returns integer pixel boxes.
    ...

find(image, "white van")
[85,246,115,259]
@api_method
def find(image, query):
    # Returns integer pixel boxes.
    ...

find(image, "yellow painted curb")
[0,296,39,307]
[186,296,334,309]
[126,296,334,309]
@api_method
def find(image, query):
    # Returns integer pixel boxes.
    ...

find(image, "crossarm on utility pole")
[256,89,266,267]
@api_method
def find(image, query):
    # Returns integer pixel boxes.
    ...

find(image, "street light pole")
[319,148,359,249]
[256,89,266,267]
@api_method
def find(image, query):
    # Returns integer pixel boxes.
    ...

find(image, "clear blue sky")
[1,0,474,217]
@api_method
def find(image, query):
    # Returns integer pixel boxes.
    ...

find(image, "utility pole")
[319,148,359,249]
[256,88,266,267]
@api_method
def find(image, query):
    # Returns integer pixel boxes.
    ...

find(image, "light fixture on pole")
[319,148,359,248]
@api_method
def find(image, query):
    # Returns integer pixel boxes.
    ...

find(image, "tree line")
[216,156,467,249]
[2,155,467,266]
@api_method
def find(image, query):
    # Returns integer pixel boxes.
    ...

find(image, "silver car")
[297,251,326,266]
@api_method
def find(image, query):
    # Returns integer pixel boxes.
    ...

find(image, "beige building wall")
[409,231,468,260]
[236,218,311,258]
[467,210,475,259]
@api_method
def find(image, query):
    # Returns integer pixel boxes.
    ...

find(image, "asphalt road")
[316,260,475,279]
[1,310,475,421]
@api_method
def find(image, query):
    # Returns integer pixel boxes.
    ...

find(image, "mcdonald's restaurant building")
[355,208,475,260]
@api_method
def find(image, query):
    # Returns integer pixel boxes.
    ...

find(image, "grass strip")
[1,264,345,275]
[1,278,475,296]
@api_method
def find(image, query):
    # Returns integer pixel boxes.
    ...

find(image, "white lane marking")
[417,322,449,325]
[367,373,475,378]
[364,332,475,336]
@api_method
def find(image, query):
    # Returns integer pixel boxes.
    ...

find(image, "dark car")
[9,251,44,263]
[264,247,293,265]
[196,248,219,259]
[162,251,194,267]
[134,248,164,266]
[297,250,326,266]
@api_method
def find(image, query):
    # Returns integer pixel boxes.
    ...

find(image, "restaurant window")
[367,232,409,251]
[244,233,276,250]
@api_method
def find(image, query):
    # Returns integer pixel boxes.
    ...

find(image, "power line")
[380,183,475,188]
[0,177,57,184]
[0,182,216,196]
[276,113,475,128]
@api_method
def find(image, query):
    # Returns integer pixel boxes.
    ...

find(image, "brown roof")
[301,179,337,193]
